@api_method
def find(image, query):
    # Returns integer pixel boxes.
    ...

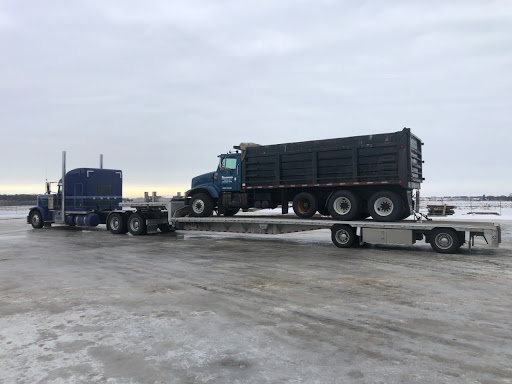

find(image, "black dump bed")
[241,128,423,189]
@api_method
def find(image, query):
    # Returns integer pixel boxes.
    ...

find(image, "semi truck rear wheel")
[29,210,44,229]
[331,224,356,248]
[189,193,214,217]
[128,213,147,236]
[292,192,318,218]
[108,212,128,234]
[327,190,361,220]
[368,191,404,222]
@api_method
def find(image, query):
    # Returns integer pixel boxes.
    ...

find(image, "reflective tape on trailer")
[243,181,393,190]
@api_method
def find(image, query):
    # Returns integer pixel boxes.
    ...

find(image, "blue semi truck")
[27,153,123,229]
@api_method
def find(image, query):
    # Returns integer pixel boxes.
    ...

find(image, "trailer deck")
[111,199,502,253]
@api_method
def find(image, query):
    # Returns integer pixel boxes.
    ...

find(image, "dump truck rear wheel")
[327,190,361,220]
[189,193,214,217]
[368,191,404,222]
[293,192,318,218]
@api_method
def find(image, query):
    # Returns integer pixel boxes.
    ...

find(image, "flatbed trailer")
[106,198,501,254]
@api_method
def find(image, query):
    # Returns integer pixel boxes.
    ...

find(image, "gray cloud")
[1,0,511,196]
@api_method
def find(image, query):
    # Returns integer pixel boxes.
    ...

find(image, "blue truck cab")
[187,153,242,217]
[28,168,123,228]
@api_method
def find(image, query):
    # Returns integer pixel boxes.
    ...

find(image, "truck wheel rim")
[333,197,351,215]
[32,214,40,226]
[297,197,312,214]
[435,233,453,249]
[335,229,350,244]
[130,219,140,232]
[192,200,205,214]
[111,217,120,230]
[374,197,393,216]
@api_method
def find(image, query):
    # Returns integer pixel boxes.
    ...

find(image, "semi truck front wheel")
[29,210,44,229]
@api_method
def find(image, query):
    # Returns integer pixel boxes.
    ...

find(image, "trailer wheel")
[108,212,127,234]
[331,225,356,248]
[293,192,318,218]
[368,191,404,222]
[29,210,44,229]
[128,213,147,236]
[189,193,214,217]
[327,190,361,220]
[430,228,461,254]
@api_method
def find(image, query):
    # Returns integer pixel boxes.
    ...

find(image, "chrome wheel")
[333,197,352,215]
[130,218,141,232]
[192,199,205,215]
[435,233,453,250]
[110,217,121,231]
[373,197,393,217]
[334,228,351,245]
[32,214,40,227]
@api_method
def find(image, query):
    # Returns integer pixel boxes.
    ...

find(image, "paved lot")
[1,218,511,383]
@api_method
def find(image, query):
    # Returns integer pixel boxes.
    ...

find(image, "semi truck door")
[74,183,83,208]
[217,156,241,191]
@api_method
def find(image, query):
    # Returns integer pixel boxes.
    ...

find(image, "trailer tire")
[29,210,44,229]
[368,191,404,222]
[430,228,461,254]
[327,190,361,220]
[293,192,318,218]
[331,224,356,248]
[317,199,330,216]
[108,212,127,234]
[189,193,214,217]
[224,208,239,217]
[128,213,147,236]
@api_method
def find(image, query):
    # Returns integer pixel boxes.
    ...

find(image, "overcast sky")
[0,0,511,197]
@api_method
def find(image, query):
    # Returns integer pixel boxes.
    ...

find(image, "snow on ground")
[0,206,31,219]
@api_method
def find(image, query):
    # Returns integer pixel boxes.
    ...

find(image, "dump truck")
[186,128,423,221]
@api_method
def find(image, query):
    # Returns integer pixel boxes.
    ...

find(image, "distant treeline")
[424,195,512,201]
[0,194,37,206]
